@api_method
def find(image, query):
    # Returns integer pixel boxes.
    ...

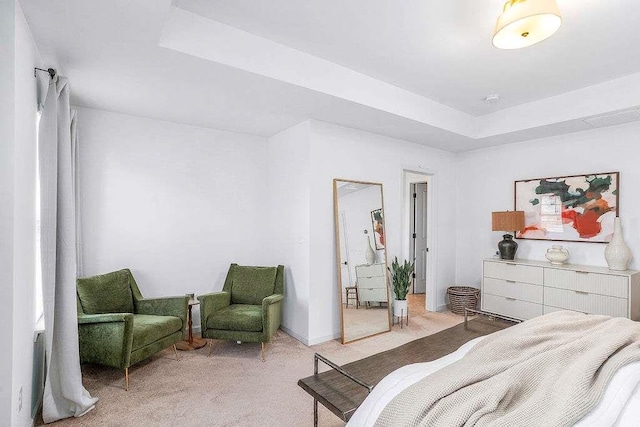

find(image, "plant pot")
[393,299,408,317]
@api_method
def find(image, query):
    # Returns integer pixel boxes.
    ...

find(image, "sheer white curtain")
[37,73,98,423]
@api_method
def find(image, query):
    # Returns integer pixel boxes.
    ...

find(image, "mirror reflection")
[334,179,391,343]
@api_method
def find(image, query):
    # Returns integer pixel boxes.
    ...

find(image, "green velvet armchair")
[199,264,285,361]
[76,269,189,390]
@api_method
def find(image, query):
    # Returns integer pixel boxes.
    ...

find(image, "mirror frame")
[333,178,392,344]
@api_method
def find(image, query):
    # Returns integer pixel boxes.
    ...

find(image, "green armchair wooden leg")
[124,345,180,392]
[173,344,180,361]
[261,342,265,362]
[208,339,214,357]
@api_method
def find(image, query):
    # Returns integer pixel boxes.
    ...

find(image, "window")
[35,111,43,327]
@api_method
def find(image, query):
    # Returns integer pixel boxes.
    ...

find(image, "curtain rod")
[34,67,56,78]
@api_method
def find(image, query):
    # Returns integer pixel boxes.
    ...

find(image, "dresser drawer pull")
[576,271,590,275]
[506,280,516,284]
[505,263,516,266]
[575,290,589,295]
[505,297,516,301]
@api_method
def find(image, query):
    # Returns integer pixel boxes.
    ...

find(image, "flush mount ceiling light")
[492,0,562,49]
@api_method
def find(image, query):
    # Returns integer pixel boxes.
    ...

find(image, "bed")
[298,312,515,425]
[300,310,640,426]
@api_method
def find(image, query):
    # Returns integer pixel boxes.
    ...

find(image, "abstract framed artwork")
[514,172,619,243]
[371,208,385,250]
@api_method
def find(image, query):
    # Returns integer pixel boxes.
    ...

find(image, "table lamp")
[492,211,525,260]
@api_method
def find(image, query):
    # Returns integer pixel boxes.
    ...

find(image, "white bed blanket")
[349,337,640,427]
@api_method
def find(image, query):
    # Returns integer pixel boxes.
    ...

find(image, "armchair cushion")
[231,266,277,305]
[207,304,263,332]
[131,314,182,351]
[77,270,134,314]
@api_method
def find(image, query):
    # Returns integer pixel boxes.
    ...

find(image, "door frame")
[401,168,436,312]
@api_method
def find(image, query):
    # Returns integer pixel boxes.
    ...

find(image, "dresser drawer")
[482,293,543,320]
[544,287,628,317]
[544,268,628,298]
[358,288,388,302]
[483,277,543,304]
[484,261,543,285]
[355,263,385,278]
[357,276,386,289]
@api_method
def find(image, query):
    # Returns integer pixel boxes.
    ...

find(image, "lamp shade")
[492,211,525,232]
[492,0,562,49]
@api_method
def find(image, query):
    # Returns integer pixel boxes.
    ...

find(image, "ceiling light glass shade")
[492,0,562,49]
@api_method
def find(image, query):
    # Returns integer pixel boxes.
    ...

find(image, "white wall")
[308,120,458,344]
[77,107,268,330]
[265,121,311,343]
[0,0,16,422]
[11,4,43,426]
[74,89,640,349]
[456,121,640,287]
[0,3,43,425]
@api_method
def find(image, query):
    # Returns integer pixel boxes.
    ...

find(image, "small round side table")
[176,298,207,351]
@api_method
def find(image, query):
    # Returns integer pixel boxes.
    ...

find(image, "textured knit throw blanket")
[375,311,640,427]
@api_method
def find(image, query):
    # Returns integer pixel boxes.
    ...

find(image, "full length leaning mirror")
[334,179,391,344]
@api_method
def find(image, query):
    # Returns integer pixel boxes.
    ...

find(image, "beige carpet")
[342,305,389,342]
[39,306,461,426]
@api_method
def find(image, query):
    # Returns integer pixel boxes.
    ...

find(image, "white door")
[411,183,428,294]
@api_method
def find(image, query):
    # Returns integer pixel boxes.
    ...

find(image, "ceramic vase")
[545,245,569,265]
[365,235,376,265]
[393,299,408,317]
[605,217,632,271]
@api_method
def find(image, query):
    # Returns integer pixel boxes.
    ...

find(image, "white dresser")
[482,259,640,321]
[355,263,388,304]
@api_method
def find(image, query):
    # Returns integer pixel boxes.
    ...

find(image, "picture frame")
[371,208,385,250]
[514,172,619,243]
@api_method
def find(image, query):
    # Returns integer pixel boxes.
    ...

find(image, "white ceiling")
[19,0,640,152]
[175,0,640,116]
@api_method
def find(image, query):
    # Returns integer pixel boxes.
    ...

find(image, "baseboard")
[436,304,449,312]
[307,331,342,346]
[280,325,311,346]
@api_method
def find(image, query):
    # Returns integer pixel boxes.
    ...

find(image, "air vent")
[583,109,640,128]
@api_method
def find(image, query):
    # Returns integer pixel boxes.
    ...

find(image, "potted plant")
[388,257,414,317]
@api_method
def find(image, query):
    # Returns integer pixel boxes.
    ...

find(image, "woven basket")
[447,286,480,315]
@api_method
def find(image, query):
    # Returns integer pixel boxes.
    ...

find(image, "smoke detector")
[484,93,502,104]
